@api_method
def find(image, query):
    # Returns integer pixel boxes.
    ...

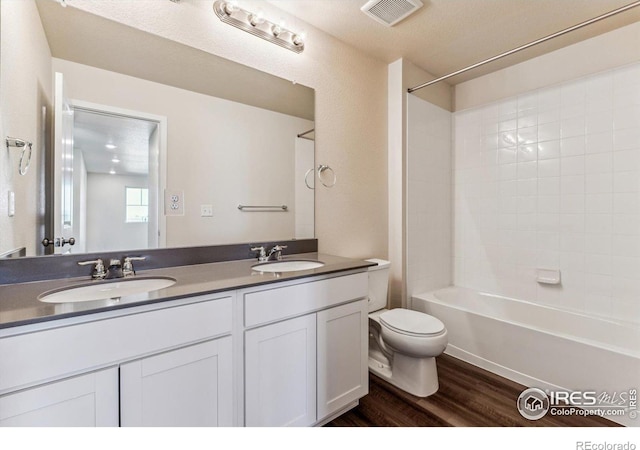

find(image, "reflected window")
[125,187,149,223]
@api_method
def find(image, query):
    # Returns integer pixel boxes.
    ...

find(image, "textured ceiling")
[74,109,156,176]
[268,0,640,84]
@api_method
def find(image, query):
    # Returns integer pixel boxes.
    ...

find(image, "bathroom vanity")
[0,252,372,427]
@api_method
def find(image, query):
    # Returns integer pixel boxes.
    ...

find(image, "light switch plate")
[8,191,15,217]
[201,204,213,217]
[164,190,184,216]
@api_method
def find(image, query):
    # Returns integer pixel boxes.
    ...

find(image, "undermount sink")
[251,260,325,273]
[38,276,177,304]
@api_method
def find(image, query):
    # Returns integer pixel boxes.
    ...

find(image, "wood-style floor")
[326,354,619,427]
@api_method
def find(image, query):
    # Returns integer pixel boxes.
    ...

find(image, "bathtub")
[411,286,640,427]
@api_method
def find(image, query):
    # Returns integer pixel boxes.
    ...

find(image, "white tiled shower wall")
[453,62,640,323]
[407,95,452,297]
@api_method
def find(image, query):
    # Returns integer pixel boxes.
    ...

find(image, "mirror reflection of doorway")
[70,107,161,253]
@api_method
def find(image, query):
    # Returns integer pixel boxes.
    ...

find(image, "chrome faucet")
[77,259,106,280]
[251,246,268,262]
[252,245,288,262]
[78,256,147,280]
[123,256,146,277]
[106,259,124,279]
[267,245,288,261]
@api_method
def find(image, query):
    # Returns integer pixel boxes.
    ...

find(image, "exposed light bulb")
[292,33,304,47]
[223,0,238,15]
[249,12,264,26]
[271,24,281,37]
[111,157,120,163]
[105,143,117,150]
[109,169,116,175]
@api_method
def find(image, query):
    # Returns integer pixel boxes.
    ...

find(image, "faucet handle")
[123,256,146,277]
[251,246,268,262]
[78,259,106,280]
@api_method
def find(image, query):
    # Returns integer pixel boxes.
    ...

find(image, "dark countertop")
[0,253,374,330]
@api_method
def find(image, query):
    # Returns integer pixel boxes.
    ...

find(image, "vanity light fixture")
[213,1,305,53]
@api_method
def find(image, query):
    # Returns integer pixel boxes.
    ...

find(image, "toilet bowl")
[366,259,448,397]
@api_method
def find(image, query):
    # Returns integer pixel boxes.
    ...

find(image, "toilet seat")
[379,308,445,337]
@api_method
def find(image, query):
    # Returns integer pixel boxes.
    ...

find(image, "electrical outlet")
[201,205,213,217]
[164,190,184,216]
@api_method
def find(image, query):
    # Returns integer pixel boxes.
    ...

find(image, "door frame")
[69,99,168,249]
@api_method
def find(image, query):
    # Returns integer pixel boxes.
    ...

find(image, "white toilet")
[366,259,448,397]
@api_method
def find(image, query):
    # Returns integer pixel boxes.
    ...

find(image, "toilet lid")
[379,309,445,336]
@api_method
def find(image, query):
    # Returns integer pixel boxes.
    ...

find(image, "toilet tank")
[366,259,391,313]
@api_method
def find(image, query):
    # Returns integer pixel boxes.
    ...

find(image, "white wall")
[452,61,640,324]
[54,58,312,247]
[294,137,314,239]
[388,58,453,307]
[406,95,452,299]
[0,0,52,256]
[70,0,388,260]
[86,173,148,253]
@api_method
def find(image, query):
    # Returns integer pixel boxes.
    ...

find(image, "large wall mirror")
[0,0,315,258]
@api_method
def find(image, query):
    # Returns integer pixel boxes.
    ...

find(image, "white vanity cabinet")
[0,367,119,427]
[245,314,317,426]
[242,272,369,427]
[120,337,233,427]
[0,267,370,428]
[0,292,234,427]
[316,299,368,420]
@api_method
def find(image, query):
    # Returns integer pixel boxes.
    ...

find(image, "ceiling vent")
[361,0,423,27]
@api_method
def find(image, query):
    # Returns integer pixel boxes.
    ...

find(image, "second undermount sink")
[252,260,325,273]
[38,276,177,304]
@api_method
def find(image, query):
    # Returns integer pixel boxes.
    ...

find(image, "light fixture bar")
[213,1,304,53]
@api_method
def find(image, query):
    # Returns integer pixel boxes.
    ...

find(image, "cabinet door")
[0,367,118,427]
[245,314,316,426]
[317,299,368,420]
[120,337,233,427]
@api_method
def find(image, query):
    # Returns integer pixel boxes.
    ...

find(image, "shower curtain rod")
[297,128,315,140]
[408,0,640,93]
[297,128,314,137]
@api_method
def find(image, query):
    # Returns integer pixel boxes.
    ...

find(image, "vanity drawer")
[0,293,232,393]
[243,272,368,328]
